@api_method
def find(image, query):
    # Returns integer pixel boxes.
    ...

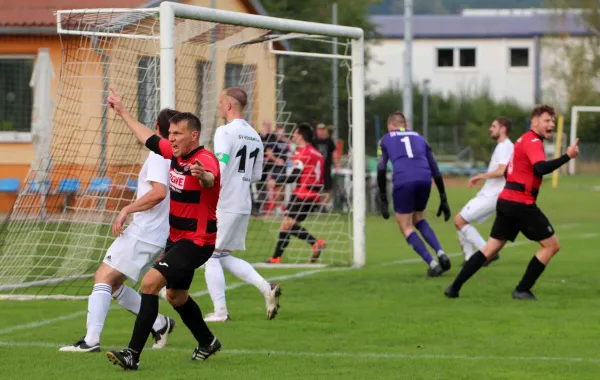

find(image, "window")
[437,48,454,67]
[137,56,160,128]
[510,48,529,67]
[224,63,256,121]
[0,57,34,135]
[459,48,476,67]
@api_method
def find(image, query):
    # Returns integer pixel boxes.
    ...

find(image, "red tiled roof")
[0,0,149,27]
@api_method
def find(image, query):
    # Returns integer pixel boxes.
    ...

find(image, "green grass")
[1,175,600,379]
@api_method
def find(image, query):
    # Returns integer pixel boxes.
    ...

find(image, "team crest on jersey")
[169,171,186,191]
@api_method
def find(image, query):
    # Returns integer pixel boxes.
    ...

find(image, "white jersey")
[478,138,514,198]
[126,151,171,247]
[214,118,264,214]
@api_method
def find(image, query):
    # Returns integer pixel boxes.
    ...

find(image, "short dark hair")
[495,116,512,134]
[531,104,555,119]
[296,123,313,143]
[169,112,202,133]
[156,108,179,138]
[387,111,407,127]
[225,87,248,108]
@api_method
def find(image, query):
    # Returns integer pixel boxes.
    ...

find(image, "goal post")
[568,106,600,175]
[0,3,366,299]
[155,2,366,267]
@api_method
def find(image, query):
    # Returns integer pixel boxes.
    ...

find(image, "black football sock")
[272,231,291,258]
[450,251,487,291]
[173,296,214,346]
[289,223,317,245]
[128,293,159,356]
[515,256,546,292]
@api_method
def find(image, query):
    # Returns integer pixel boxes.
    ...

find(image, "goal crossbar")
[569,106,600,175]
[157,1,366,267]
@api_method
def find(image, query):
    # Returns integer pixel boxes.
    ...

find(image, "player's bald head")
[387,112,407,130]
[224,87,247,110]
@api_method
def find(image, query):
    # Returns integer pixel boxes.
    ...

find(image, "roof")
[0,0,272,29]
[371,13,589,39]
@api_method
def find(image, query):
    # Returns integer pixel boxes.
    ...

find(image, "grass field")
[1,175,600,379]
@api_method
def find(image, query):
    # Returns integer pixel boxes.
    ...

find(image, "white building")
[367,10,589,107]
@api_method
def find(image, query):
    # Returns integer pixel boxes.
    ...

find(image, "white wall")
[367,38,536,107]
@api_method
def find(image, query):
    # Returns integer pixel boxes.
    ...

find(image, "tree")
[545,1,600,140]
[365,84,530,160]
[260,0,377,148]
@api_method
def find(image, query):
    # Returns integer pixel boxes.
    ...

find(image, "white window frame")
[0,54,36,143]
[435,47,455,70]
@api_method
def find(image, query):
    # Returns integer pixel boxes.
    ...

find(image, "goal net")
[0,3,365,299]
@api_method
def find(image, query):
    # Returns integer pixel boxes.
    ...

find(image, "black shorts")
[490,199,555,242]
[286,195,319,222]
[323,170,333,192]
[153,239,214,290]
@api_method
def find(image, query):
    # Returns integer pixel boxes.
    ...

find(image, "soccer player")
[266,123,326,264]
[445,105,579,300]
[59,109,177,353]
[455,117,514,265]
[313,123,340,211]
[203,88,282,322]
[377,112,451,277]
[105,89,221,370]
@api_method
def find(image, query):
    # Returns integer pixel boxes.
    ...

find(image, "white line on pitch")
[0,232,597,336]
[0,340,599,364]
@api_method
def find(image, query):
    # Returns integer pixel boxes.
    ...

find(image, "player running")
[203,87,282,323]
[265,123,326,264]
[455,117,514,265]
[377,112,451,277]
[59,109,177,354]
[445,104,579,300]
[106,89,221,370]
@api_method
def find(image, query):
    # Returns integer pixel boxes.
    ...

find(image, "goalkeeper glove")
[379,194,390,220]
[436,193,451,222]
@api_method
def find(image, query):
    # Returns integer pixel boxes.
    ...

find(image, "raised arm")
[530,138,578,177]
[107,88,173,159]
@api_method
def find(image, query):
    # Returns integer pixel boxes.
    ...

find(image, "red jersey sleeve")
[525,138,546,166]
[145,135,173,159]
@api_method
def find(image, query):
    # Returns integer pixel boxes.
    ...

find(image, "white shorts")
[459,194,497,224]
[214,210,250,254]
[103,232,164,284]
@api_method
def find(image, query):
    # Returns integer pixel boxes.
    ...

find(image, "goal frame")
[568,105,600,175]
[55,2,366,267]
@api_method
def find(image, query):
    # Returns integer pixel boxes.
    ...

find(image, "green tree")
[261,0,377,147]
[545,1,600,140]
[365,84,530,160]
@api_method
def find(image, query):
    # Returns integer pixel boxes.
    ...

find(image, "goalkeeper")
[377,112,452,277]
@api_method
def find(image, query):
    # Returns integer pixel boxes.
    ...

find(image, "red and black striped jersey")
[146,135,220,246]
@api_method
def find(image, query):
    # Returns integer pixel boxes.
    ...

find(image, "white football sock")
[220,255,272,297]
[204,257,228,315]
[112,284,166,332]
[461,224,486,252]
[84,283,112,346]
[457,229,475,260]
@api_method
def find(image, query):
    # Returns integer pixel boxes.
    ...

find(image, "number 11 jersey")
[214,119,264,214]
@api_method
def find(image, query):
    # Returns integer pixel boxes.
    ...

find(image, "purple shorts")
[392,181,431,214]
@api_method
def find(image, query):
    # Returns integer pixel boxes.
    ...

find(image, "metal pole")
[422,79,429,140]
[211,0,217,139]
[403,0,413,128]
[332,3,339,141]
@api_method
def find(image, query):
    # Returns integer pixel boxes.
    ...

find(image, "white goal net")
[0,3,365,299]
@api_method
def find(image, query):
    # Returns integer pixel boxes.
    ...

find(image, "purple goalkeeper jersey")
[377,130,441,188]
